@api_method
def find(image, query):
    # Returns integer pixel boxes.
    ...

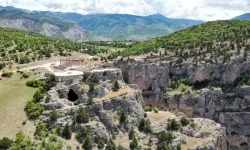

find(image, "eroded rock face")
[116,57,250,150]
[116,60,170,106]
[165,88,250,150]
[40,69,145,142]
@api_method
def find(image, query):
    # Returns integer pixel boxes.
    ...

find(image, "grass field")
[0,73,37,139]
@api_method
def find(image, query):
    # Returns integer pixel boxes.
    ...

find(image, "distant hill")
[0,6,88,42]
[109,20,250,58]
[37,12,203,41]
[233,13,250,20]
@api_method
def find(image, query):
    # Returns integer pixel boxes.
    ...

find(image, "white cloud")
[1,0,249,21]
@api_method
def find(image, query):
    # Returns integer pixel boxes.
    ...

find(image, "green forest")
[109,20,250,59]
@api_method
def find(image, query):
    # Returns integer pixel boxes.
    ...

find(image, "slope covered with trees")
[109,20,250,59]
[0,27,98,66]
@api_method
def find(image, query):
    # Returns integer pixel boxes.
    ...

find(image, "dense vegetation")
[109,20,250,59]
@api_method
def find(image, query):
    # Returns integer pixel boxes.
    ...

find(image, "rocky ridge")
[39,67,227,149]
[115,54,250,150]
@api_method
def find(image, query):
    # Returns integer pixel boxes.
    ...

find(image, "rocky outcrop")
[115,55,250,150]
[116,60,170,106]
[164,88,250,150]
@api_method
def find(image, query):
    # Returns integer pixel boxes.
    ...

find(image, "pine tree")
[82,134,94,150]
[112,80,120,91]
[62,123,72,140]
[76,107,89,124]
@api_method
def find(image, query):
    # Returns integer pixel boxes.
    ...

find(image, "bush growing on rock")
[82,134,94,150]
[129,126,136,140]
[49,109,58,122]
[105,138,116,150]
[144,106,152,112]
[129,137,138,150]
[62,123,72,140]
[119,109,128,123]
[157,131,173,149]
[167,119,181,131]
[138,118,152,134]
[97,139,105,149]
[76,127,88,143]
[0,137,13,149]
[190,122,196,128]
[76,107,89,124]
[153,107,159,113]
[25,100,44,120]
[112,80,120,91]
[180,116,190,126]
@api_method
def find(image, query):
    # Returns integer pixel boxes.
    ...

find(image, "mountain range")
[36,12,204,41]
[233,13,250,20]
[0,6,204,41]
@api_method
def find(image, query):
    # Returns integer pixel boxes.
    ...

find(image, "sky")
[1,0,249,21]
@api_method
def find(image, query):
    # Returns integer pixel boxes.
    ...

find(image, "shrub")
[129,126,136,140]
[35,121,48,138]
[1,71,13,77]
[144,113,147,118]
[62,123,72,140]
[119,109,128,123]
[138,118,152,134]
[144,106,152,112]
[105,138,116,150]
[0,137,13,149]
[82,134,94,150]
[153,107,159,113]
[76,107,89,124]
[76,127,88,143]
[33,89,44,102]
[190,122,196,128]
[97,139,105,149]
[129,137,138,150]
[25,100,44,119]
[9,132,35,149]
[180,116,190,126]
[88,96,93,105]
[49,109,58,122]
[26,79,44,88]
[157,131,173,149]
[167,119,181,131]
[21,72,30,79]
[112,80,120,91]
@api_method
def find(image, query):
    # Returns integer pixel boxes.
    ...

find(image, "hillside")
[0,27,91,66]
[233,13,250,20]
[37,12,203,41]
[0,6,88,42]
[109,20,250,59]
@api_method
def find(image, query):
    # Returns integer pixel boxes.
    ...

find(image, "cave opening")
[68,89,79,102]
